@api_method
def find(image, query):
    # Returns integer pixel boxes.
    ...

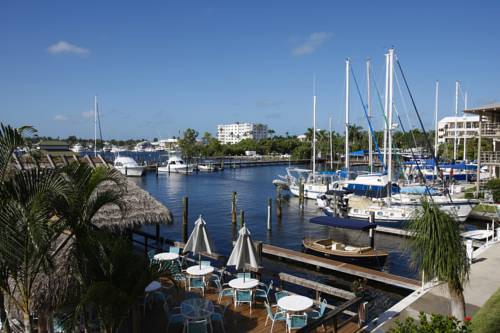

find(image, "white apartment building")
[217,122,268,144]
[437,115,480,144]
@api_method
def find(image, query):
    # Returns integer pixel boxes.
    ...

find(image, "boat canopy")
[309,216,377,230]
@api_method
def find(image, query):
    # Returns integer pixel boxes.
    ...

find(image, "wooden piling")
[267,198,272,231]
[182,196,188,243]
[239,210,245,228]
[155,164,159,178]
[299,182,305,208]
[231,192,237,224]
[276,186,282,218]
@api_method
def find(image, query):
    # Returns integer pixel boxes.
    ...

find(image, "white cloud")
[54,114,68,121]
[292,32,332,56]
[47,41,90,55]
[81,110,95,119]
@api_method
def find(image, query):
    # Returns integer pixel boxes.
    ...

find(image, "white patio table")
[277,295,314,313]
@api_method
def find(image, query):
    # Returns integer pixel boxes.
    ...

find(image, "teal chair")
[169,246,180,254]
[264,301,286,333]
[210,303,228,333]
[188,276,206,296]
[185,319,209,333]
[237,272,251,279]
[200,260,211,267]
[147,250,156,265]
[286,313,307,333]
[255,280,273,303]
[165,304,185,331]
[235,289,253,315]
[214,279,233,303]
[308,299,327,320]
[275,290,289,311]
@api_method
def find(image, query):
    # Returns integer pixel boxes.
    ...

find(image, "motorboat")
[113,156,145,177]
[158,154,195,174]
[303,216,388,269]
[70,143,83,153]
[197,161,219,172]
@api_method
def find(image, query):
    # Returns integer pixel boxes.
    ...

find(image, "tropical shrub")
[388,312,471,333]
[470,287,500,333]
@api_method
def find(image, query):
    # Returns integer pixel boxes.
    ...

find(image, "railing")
[481,122,500,136]
[297,296,365,333]
[481,151,500,164]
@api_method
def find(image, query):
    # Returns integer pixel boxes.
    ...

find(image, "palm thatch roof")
[92,178,173,230]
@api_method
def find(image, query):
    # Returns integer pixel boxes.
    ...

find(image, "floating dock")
[262,244,421,291]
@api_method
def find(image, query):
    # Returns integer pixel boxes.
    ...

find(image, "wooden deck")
[141,284,362,333]
[262,244,420,291]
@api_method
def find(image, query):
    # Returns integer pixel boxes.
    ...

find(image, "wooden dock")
[262,244,420,291]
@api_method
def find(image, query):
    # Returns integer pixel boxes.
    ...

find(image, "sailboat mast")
[453,81,459,161]
[463,92,468,161]
[383,53,389,165]
[312,77,317,177]
[387,48,394,195]
[329,116,333,169]
[94,95,98,157]
[367,59,373,173]
[345,58,350,174]
[434,80,439,161]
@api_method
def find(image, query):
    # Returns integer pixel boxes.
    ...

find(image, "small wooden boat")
[304,216,389,268]
[302,238,388,267]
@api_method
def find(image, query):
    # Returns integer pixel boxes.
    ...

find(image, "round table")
[153,252,179,261]
[181,298,214,320]
[278,295,314,312]
[186,265,214,276]
[228,278,259,289]
[144,281,162,293]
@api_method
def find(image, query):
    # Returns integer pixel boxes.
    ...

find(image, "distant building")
[297,134,307,142]
[36,140,70,154]
[217,122,268,144]
[437,115,480,144]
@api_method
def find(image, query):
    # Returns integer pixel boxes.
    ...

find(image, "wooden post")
[299,182,305,209]
[155,164,158,178]
[231,192,237,224]
[125,166,128,176]
[276,186,282,218]
[239,210,245,228]
[182,196,188,243]
[267,198,272,231]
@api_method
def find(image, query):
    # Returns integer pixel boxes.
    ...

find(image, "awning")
[309,216,377,230]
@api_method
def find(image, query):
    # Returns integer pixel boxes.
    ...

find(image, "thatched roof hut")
[92,177,173,230]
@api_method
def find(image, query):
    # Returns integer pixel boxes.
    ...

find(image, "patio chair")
[209,267,225,287]
[147,250,156,265]
[200,260,211,267]
[237,272,251,279]
[143,290,168,316]
[169,246,180,254]
[264,301,286,333]
[307,298,327,320]
[255,280,273,303]
[235,289,253,315]
[214,279,233,303]
[165,305,185,332]
[286,313,307,333]
[211,303,228,333]
[187,276,206,296]
[274,290,289,311]
[185,319,209,333]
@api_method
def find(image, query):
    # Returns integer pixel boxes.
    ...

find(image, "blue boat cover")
[309,216,377,230]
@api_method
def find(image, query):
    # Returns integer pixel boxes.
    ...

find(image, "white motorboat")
[198,162,218,172]
[113,156,145,177]
[71,143,83,153]
[287,168,342,199]
[158,154,195,174]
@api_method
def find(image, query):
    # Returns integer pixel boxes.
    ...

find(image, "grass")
[470,287,500,333]
[472,204,497,214]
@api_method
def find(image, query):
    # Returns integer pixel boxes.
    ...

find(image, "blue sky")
[1,1,499,140]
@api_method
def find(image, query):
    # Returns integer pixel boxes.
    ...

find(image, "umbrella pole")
[199,254,201,269]
[243,267,246,282]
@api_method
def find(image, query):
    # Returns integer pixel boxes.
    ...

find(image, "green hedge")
[470,287,500,333]
[388,313,470,333]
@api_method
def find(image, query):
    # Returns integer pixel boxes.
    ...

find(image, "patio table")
[186,265,214,276]
[228,278,259,290]
[277,295,314,312]
[153,252,179,261]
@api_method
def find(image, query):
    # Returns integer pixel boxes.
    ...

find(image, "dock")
[262,244,421,291]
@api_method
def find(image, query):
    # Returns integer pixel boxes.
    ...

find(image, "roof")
[464,103,500,114]
[309,216,377,230]
[37,140,70,146]
[438,116,479,124]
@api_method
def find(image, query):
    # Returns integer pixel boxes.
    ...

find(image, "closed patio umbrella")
[227,226,259,281]
[183,215,214,268]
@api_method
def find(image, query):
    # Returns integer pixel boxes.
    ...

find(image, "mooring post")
[299,182,305,211]
[231,192,237,224]
[369,211,375,249]
[125,166,128,176]
[220,158,224,170]
[155,164,159,178]
[182,196,188,243]
[267,198,272,231]
[276,186,282,218]
[239,210,245,228]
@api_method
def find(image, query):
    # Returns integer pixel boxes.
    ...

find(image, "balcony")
[480,122,500,137]
[481,151,500,165]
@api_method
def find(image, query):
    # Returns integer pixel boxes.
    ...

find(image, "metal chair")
[188,276,206,296]
[214,278,233,303]
[200,260,211,267]
[210,303,228,333]
[255,280,273,303]
[237,272,251,279]
[235,289,253,315]
[286,313,307,333]
[147,250,156,265]
[307,299,327,320]
[264,301,286,333]
[274,290,289,311]
[185,319,209,333]
[169,246,180,254]
[165,304,185,332]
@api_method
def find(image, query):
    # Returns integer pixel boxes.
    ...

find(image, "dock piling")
[276,186,282,218]
[239,210,245,228]
[267,198,272,231]
[182,196,188,243]
[231,192,237,224]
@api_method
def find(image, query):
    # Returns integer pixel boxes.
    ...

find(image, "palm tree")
[405,200,470,321]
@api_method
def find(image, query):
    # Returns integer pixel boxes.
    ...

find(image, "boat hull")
[116,166,145,177]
